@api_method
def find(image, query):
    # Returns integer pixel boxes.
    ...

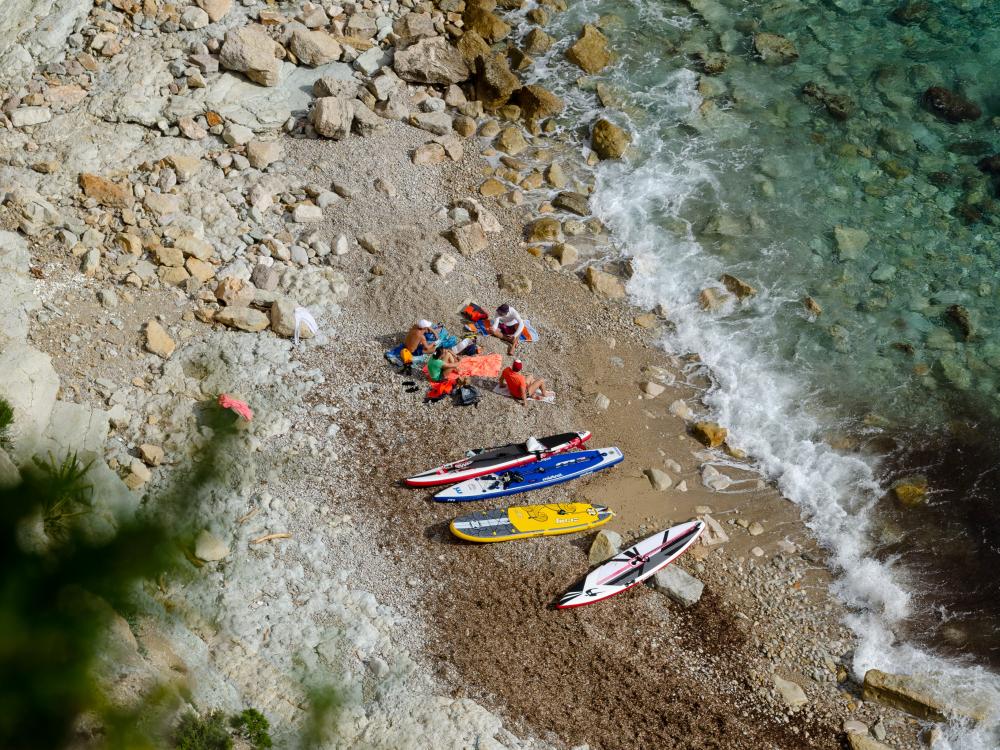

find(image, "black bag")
[455,385,480,407]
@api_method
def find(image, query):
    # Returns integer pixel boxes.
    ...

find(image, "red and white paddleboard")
[404,431,591,488]
[557,520,705,609]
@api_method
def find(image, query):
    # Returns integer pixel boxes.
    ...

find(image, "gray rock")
[448,222,487,256]
[409,110,452,135]
[289,29,341,67]
[834,226,869,260]
[180,6,209,29]
[354,45,392,76]
[293,204,323,223]
[351,102,385,136]
[594,393,610,410]
[652,565,703,606]
[10,106,52,127]
[270,298,313,339]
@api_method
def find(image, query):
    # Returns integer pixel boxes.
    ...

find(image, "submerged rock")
[922,87,981,123]
[890,476,927,507]
[801,81,855,121]
[513,84,564,120]
[753,33,798,65]
[475,51,519,109]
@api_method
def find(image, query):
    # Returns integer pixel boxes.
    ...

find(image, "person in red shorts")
[500,359,549,405]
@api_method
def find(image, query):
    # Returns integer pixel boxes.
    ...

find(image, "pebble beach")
[0,0,997,748]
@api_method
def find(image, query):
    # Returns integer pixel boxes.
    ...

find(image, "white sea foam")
[590,69,1000,749]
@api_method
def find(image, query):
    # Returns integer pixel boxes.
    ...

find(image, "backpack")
[455,385,481,407]
[462,303,489,322]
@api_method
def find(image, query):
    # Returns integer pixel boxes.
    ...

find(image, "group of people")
[402,304,550,405]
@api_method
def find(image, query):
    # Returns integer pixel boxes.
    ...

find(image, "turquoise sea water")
[514,0,1000,745]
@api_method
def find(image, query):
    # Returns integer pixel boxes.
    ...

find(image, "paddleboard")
[434,448,624,502]
[450,502,614,542]
[404,431,591,488]
[557,520,705,609]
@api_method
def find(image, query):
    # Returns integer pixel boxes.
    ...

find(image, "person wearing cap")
[500,358,549,405]
[491,303,525,355]
[404,319,438,357]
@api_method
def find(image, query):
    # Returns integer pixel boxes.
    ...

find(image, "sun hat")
[512,359,523,372]
[417,319,433,328]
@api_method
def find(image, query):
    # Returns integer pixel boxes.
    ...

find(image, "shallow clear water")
[517,0,1000,744]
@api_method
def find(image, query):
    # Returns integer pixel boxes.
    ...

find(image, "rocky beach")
[1,0,998,748]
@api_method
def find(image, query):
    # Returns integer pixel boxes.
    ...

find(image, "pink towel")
[218,393,253,421]
[455,353,502,378]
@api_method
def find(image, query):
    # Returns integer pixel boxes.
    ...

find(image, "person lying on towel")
[500,359,549,406]
[491,303,526,355]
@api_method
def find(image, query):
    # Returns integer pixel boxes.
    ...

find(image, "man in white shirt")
[491,303,525,355]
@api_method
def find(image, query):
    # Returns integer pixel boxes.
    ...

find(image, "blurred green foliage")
[173,711,232,750]
[0,396,13,449]
[230,709,272,749]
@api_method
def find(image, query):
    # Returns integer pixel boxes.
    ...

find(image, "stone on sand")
[643,468,672,491]
[589,529,622,564]
[312,97,355,139]
[144,321,175,358]
[652,565,703,607]
[448,222,488,256]
[773,675,808,708]
[584,267,625,298]
[270,299,313,339]
[214,307,269,332]
[393,37,470,85]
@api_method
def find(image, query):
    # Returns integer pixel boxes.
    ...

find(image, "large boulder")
[270,299,314,339]
[0,344,59,461]
[753,32,798,65]
[475,51,519,109]
[463,5,511,43]
[311,96,355,139]
[448,222,488,256]
[584,267,626,298]
[457,30,491,65]
[720,273,756,300]
[566,24,611,74]
[220,25,281,86]
[289,29,342,67]
[591,118,631,160]
[393,37,470,85]
[922,86,981,123]
[513,84,564,120]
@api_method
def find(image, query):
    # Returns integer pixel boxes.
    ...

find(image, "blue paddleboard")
[433,448,623,502]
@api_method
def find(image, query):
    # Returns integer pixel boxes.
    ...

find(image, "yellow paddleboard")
[449,502,614,543]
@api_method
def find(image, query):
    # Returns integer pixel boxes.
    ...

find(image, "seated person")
[491,304,525,355]
[427,348,462,383]
[499,359,549,405]
[404,319,438,356]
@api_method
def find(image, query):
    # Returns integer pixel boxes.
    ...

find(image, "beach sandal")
[401,380,416,386]
[405,386,419,393]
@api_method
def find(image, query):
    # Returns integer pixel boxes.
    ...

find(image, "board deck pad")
[404,431,591,487]
[557,520,705,608]
[434,448,624,502]
[450,503,614,542]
